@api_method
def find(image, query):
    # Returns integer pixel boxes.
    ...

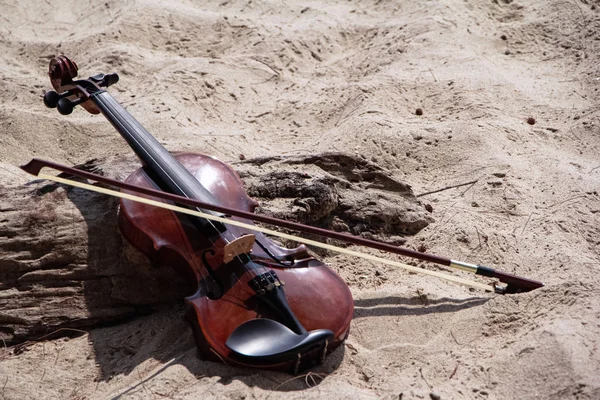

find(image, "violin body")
[120,153,353,371]
[41,56,353,372]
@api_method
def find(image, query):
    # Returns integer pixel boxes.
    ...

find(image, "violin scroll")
[48,56,79,91]
[43,56,119,115]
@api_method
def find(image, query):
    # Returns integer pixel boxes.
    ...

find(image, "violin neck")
[90,91,225,233]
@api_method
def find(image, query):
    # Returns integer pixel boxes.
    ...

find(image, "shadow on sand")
[48,166,487,394]
[55,175,343,394]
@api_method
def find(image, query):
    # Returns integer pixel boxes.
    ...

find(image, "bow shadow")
[353,295,489,318]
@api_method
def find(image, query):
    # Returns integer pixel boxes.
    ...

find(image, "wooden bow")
[21,157,544,294]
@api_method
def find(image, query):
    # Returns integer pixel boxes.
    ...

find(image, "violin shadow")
[56,173,343,392]
[353,295,490,318]
[55,167,480,392]
[87,305,345,396]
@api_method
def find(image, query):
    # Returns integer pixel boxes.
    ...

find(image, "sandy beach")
[1,0,599,399]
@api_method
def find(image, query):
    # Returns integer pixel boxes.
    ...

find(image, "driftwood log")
[0,153,432,345]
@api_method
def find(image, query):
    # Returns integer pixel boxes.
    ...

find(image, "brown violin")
[42,56,354,372]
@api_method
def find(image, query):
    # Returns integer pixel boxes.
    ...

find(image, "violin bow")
[21,158,544,294]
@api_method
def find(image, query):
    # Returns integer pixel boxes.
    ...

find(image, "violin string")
[98,93,227,239]
[35,172,493,292]
[100,93,268,281]
[97,93,259,281]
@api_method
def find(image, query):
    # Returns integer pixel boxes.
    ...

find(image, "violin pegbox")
[43,56,119,116]
[48,56,79,89]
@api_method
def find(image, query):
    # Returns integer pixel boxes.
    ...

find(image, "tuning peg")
[56,97,84,115]
[43,91,63,108]
[89,73,119,88]
[103,73,119,87]
[57,98,74,115]
[43,90,78,109]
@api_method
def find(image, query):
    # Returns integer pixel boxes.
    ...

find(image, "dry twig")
[449,364,459,379]
[13,328,88,355]
[419,367,432,390]
[416,180,478,197]
[271,371,327,393]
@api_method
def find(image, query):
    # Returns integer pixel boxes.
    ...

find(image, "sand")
[1,0,599,399]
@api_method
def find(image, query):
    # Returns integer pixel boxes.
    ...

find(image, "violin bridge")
[223,234,256,264]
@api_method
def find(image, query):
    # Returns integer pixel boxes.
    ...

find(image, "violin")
[28,56,543,373]
[40,56,354,372]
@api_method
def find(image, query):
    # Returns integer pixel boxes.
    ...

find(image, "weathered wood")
[0,153,431,344]
[0,157,193,345]
[238,153,433,238]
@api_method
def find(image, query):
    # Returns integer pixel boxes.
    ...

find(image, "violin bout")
[118,153,354,372]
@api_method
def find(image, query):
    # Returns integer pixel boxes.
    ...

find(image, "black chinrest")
[226,318,333,364]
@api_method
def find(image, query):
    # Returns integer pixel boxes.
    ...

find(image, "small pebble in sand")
[239,154,246,160]
[500,34,507,40]
[415,108,423,116]
[527,117,536,125]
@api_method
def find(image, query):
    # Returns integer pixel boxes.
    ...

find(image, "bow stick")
[21,158,544,294]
